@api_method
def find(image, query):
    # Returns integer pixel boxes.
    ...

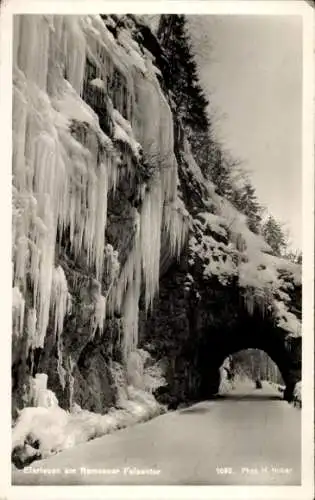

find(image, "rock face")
[12,14,301,422]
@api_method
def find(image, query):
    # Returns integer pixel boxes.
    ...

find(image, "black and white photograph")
[3,1,314,498]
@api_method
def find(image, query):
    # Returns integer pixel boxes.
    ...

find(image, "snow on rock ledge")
[186,149,301,338]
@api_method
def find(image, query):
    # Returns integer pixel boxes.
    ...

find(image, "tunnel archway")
[218,349,284,394]
[197,311,301,403]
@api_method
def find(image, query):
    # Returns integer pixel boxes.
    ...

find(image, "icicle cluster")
[104,43,186,356]
[13,14,189,367]
[109,166,185,360]
[140,178,163,311]
[97,17,188,359]
[107,230,142,360]
[91,294,107,337]
[12,16,120,347]
[164,197,190,259]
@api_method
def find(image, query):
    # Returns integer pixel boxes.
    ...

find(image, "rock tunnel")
[141,255,302,409]
[197,319,301,403]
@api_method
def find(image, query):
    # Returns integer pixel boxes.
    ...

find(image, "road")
[12,381,301,486]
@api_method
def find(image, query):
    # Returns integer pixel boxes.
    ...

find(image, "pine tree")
[229,179,262,234]
[157,15,211,169]
[261,216,287,256]
[207,146,231,196]
[240,183,263,233]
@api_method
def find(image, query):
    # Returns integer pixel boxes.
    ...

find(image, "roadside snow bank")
[292,381,301,408]
[12,357,167,469]
[12,390,164,469]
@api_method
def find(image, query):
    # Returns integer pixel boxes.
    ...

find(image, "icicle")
[108,158,119,194]
[243,286,270,318]
[121,244,141,360]
[133,72,162,164]
[244,291,255,316]
[14,236,29,289]
[69,373,75,409]
[12,286,25,337]
[161,155,178,204]
[109,218,141,316]
[12,84,28,188]
[163,199,189,259]
[63,16,87,96]
[106,211,141,360]
[133,62,178,205]
[26,308,37,352]
[51,265,71,339]
[34,202,55,348]
[17,16,51,91]
[92,160,108,280]
[57,333,66,390]
[140,177,163,312]
[91,294,107,337]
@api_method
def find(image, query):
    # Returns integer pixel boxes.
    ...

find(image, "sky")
[188,15,302,251]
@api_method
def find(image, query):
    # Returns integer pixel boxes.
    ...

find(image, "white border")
[1,1,314,499]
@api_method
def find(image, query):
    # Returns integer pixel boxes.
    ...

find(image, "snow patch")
[12,358,166,466]
[89,78,106,90]
[197,212,228,239]
[274,301,301,337]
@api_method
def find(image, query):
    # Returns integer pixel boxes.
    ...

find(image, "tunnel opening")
[217,349,285,397]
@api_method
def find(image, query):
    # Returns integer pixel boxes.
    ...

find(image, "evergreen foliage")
[231,181,263,234]
[261,216,287,256]
[157,14,212,171]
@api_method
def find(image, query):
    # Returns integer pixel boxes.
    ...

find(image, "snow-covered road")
[12,382,301,486]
